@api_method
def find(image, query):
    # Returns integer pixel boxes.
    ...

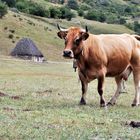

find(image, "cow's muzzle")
[63,50,74,58]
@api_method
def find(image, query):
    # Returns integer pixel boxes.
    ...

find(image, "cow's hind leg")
[98,76,106,107]
[107,76,122,106]
[80,81,88,105]
[132,68,140,106]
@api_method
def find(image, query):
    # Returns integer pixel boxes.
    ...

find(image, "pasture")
[0,56,140,140]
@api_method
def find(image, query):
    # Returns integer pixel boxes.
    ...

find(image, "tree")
[0,1,8,18]
[59,6,75,21]
[67,0,79,10]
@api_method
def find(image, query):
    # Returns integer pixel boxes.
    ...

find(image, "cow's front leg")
[80,80,88,105]
[98,76,106,107]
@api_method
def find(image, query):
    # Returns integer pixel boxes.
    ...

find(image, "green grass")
[0,56,140,140]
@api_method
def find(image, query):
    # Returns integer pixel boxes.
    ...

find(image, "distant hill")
[48,0,140,34]
[0,0,137,61]
[0,10,134,61]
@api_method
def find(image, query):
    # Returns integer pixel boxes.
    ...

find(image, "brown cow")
[57,25,140,107]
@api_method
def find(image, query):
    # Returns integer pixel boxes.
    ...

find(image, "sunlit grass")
[0,57,139,139]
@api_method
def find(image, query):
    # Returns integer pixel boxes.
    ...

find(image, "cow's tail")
[133,35,140,41]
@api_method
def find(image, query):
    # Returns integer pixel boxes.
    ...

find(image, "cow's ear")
[81,32,89,40]
[57,31,67,39]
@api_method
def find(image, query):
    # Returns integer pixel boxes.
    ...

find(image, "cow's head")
[57,25,89,59]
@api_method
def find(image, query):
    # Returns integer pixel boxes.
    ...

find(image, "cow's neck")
[76,43,91,73]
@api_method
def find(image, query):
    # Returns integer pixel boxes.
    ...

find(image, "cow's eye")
[75,38,81,46]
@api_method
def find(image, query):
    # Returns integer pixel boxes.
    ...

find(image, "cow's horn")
[81,26,88,32]
[85,25,88,32]
[57,24,61,31]
[57,24,68,32]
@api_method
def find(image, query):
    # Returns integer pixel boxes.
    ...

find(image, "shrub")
[1,0,16,7]
[78,9,84,17]
[12,40,15,43]
[134,21,140,34]
[0,1,8,18]
[119,18,126,24]
[67,0,79,10]
[28,4,49,17]
[59,6,75,21]
[98,13,106,22]
[8,34,14,39]
[84,10,107,22]
[84,10,99,21]
[49,7,61,18]
[59,0,65,4]
[9,29,15,33]
[15,1,28,13]
[125,23,134,30]
[4,26,8,30]
[16,1,50,18]
[106,14,119,24]
[125,6,132,13]
[79,3,91,11]
[64,9,75,21]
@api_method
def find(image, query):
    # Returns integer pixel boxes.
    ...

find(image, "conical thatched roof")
[10,38,43,57]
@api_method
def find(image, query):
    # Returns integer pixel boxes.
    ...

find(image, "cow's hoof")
[131,103,140,107]
[80,98,86,105]
[107,102,115,106]
[100,103,106,107]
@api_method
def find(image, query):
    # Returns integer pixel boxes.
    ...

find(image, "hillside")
[0,10,135,61]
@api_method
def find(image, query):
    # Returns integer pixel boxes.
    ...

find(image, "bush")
[125,21,140,34]
[64,9,75,21]
[125,6,132,13]
[79,3,91,11]
[16,1,50,18]
[106,14,119,24]
[98,13,106,22]
[28,4,49,17]
[15,1,28,13]
[84,10,99,20]
[84,10,107,22]
[78,9,84,17]
[9,29,15,33]
[59,6,75,21]
[59,0,65,4]
[8,34,14,39]
[119,18,126,24]
[134,21,140,35]
[1,0,16,7]
[49,7,61,18]
[125,23,134,30]
[67,0,79,10]
[0,1,8,18]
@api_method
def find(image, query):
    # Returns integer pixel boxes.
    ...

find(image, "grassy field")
[0,56,140,140]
